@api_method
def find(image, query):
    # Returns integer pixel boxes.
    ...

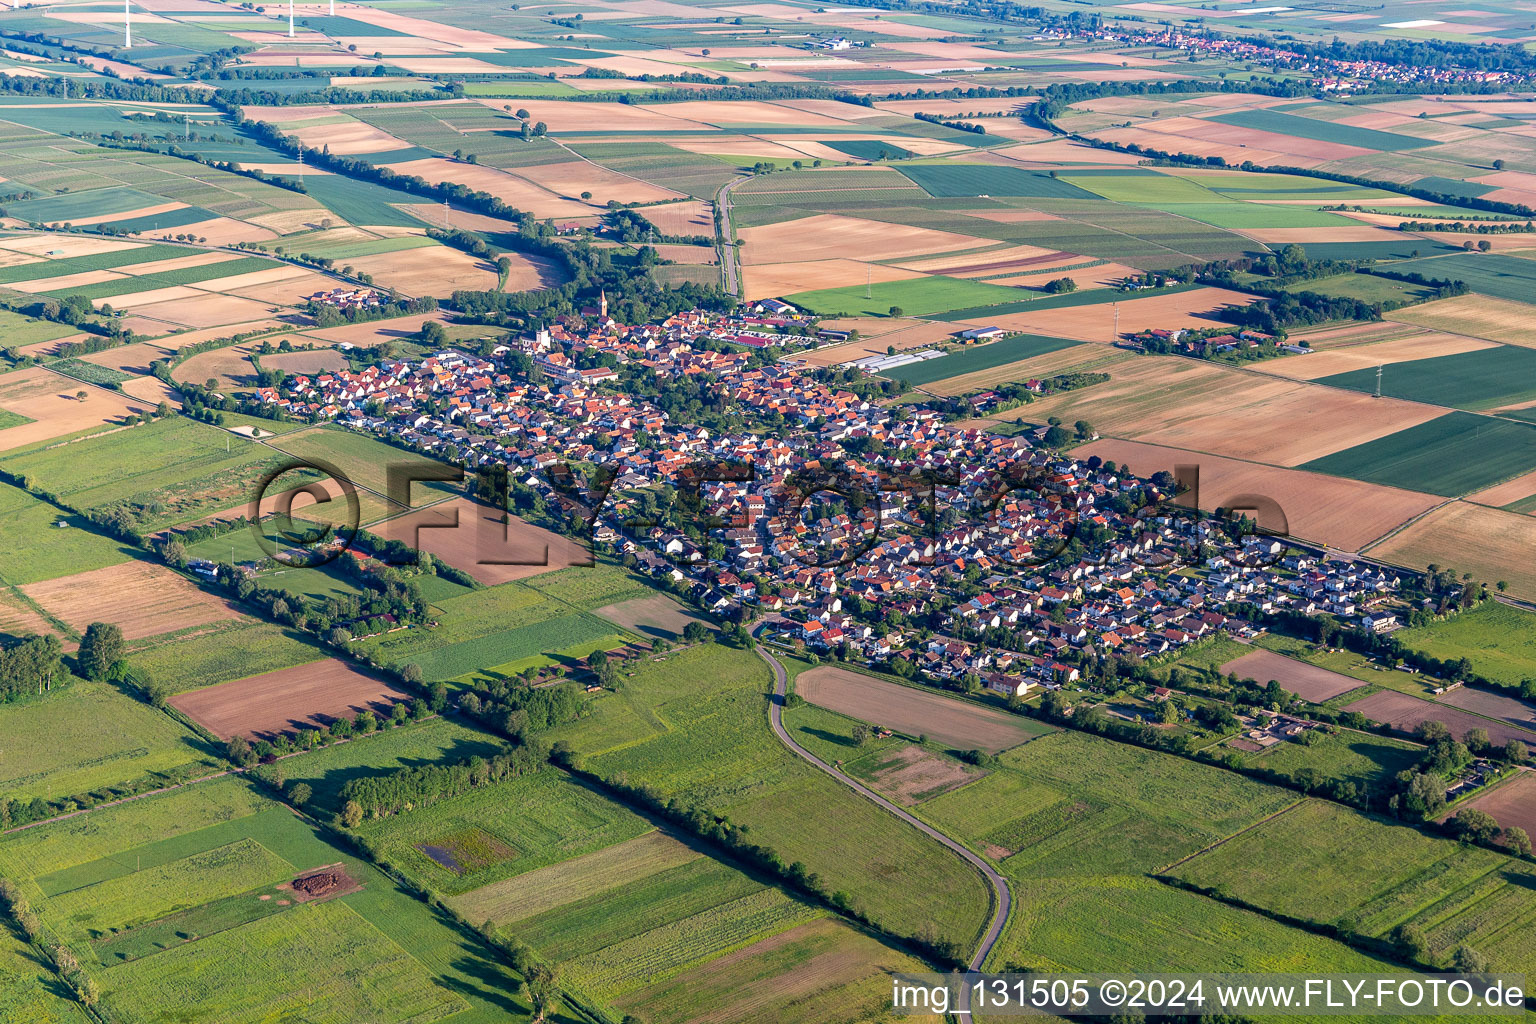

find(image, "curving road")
[754,643,1011,1009]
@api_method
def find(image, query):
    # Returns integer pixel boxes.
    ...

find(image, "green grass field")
[0,780,535,1024]
[127,619,323,693]
[277,716,506,816]
[986,731,1298,877]
[544,642,995,949]
[785,275,1028,317]
[883,334,1081,387]
[1281,272,1437,305]
[0,680,219,804]
[1386,252,1536,306]
[357,767,652,897]
[1317,344,1536,410]
[1231,729,1423,787]
[1300,412,1536,496]
[989,873,1403,975]
[1397,602,1536,689]
[0,486,135,585]
[0,418,285,531]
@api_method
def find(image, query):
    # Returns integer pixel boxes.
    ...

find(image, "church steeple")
[600,288,608,318]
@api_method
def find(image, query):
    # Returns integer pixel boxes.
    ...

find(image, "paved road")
[754,643,1011,1008]
[715,175,749,295]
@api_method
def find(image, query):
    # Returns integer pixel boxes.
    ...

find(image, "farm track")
[754,642,1010,1006]
[1156,797,1307,874]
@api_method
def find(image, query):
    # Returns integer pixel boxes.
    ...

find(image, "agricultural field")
[0,417,288,532]
[1396,603,1536,690]
[168,658,413,740]
[0,680,220,804]
[1301,412,1536,497]
[3,1,1536,1017]
[1167,799,1536,973]
[544,642,996,950]
[795,666,1048,753]
[0,779,536,1024]
[1316,344,1536,410]
[879,334,1081,388]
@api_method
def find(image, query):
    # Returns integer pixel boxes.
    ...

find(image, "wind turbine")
[124,0,131,48]
[289,0,295,38]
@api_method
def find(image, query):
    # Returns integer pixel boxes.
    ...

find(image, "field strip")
[1156,797,1308,874]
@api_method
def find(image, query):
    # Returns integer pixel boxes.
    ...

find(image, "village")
[255,302,1416,708]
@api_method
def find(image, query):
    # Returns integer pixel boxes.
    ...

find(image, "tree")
[1506,739,1528,764]
[77,622,124,680]
[1454,807,1500,844]
[1416,719,1451,743]
[287,782,312,806]
[1466,727,1490,754]
[1043,276,1077,294]
[225,734,257,768]
[339,799,363,828]
[524,963,560,1022]
[74,389,86,401]
[1391,923,1426,960]
[1494,159,1506,170]
[888,305,904,317]
[682,621,709,644]
[402,663,423,685]
[851,723,872,746]
[1504,826,1531,856]
[1451,945,1492,974]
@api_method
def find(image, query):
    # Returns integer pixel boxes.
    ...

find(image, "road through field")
[716,175,749,296]
[754,642,1010,1002]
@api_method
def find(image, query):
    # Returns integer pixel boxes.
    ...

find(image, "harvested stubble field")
[0,367,156,451]
[1370,500,1536,604]
[1078,439,1439,552]
[1391,295,1536,349]
[795,666,1045,753]
[953,286,1257,340]
[169,658,412,740]
[1217,650,1365,703]
[1436,686,1536,734]
[1343,689,1536,747]
[594,593,711,640]
[739,213,984,265]
[22,561,241,642]
[1252,332,1496,381]
[1020,358,1440,467]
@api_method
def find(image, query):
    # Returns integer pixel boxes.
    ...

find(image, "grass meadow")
[1397,602,1536,689]
[0,780,534,1024]
[0,680,219,803]
[544,642,995,950]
